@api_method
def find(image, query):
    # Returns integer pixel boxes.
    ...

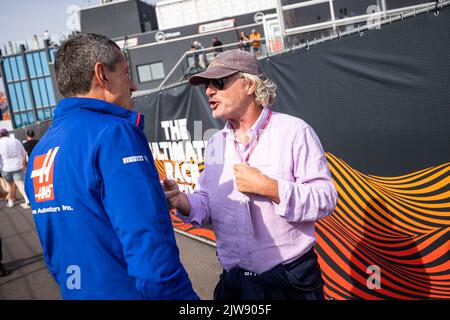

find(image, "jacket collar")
[53,97,144,130]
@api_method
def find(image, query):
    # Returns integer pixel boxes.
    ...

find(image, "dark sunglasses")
[203,77,228,90]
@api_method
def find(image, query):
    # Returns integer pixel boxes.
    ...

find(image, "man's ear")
[246,79,256,96]
[94,62,109,90]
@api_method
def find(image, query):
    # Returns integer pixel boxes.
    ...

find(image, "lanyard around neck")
[233,109,273,165]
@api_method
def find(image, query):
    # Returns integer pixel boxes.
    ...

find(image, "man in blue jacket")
[24,33,199,300]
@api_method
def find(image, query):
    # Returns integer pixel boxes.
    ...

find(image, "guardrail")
[157,37,267,90]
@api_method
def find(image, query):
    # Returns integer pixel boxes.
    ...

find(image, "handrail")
[157,37,266,90]
[139,0,449,96]
[284,1,444,36]
[128,21,264,51]
[275,0,449,57]
[157,51,189,90]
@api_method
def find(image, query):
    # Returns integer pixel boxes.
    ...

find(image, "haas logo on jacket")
[30,147,59,202]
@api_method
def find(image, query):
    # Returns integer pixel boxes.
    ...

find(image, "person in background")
[0,176,9,200]
[0,129,30,209]
[24,33,198,300]
[192,40,206,69]
[164,50,338,300]
[239,31,251,52]
[23,129,39,159]
[250,29,262,57]
[212,36,223,56]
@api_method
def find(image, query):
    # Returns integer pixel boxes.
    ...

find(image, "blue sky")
[1,0,90,51]
[0,0,157,91]
[0,0,157,53]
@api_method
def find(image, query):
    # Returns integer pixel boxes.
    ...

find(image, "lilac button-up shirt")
[185,107,338,274]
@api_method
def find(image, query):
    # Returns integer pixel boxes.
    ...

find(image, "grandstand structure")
[0,0,443,129]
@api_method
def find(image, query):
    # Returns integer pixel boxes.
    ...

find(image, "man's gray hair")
[54,33,122,97]
[240,73,277,107]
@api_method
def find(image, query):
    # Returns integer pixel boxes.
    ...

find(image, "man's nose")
[130,79,137,92]
[205,84,216,97]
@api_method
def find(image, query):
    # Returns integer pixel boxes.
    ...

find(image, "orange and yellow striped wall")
[155,154,449,299]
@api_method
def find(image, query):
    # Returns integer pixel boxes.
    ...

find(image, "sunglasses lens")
[213,79,225,90]
[204,78,225,90]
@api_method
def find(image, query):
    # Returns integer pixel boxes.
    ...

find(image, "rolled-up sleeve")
[274,126,338,222]
[184,163,212,227]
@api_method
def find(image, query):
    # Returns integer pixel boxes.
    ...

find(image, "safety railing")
[156,37,267,91]
[135,0,449,97]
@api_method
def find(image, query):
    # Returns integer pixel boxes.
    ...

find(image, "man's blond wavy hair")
[240,72,277,107]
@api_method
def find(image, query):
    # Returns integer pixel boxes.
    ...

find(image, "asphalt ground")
[0,199,222,300]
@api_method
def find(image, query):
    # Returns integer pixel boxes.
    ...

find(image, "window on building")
[49,48,56,63]
[39,78,49,106]
[7,84,18,112]
[284,2,332,28]
[21,113,29,126]
[14,114,22,128]
[3,58,12,81]
[26,54,36,78]
[10,56,19,81]
[40,51,50,75]
[332,0,378,19]
[2,47,57,128]
[46,77,56,105]
[27,111,35,124]
[150,63,165,80]
[33,52,43,77]
[385,0,429,10]
[37,109,45,121]
[14,83,25,111]
[137,62,165,83]
[32,79,42,107]
[142,21,152,32]
[21,82,32,110]
[16,56,26,80]
[44,108,52,119]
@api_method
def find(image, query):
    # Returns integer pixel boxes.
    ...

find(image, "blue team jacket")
[24,97,199,300]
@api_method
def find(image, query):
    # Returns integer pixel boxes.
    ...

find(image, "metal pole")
[275,0,287,42]
[329,0,337,32]
[21,44,38,124]
[157,51,188,90]
[0,54,18,129]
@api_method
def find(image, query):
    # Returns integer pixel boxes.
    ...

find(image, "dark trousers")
[214,247,324,300]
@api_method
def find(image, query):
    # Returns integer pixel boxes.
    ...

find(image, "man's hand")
[233,164,265,194]
[162,179,181,209]
[233,164,280,204]
[162,179,191,215]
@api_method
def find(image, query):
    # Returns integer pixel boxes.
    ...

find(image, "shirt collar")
[223,107,270,141]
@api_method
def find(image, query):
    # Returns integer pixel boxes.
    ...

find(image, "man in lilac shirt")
[164,49,338,300]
